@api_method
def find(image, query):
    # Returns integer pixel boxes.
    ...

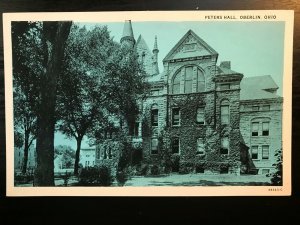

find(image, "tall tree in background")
[58,25,117,175]
[34,21,72,186]
[12,22,41,174]
[58,25,148,175]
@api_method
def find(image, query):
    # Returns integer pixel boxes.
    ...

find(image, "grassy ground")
[124,173,272,186]
[15,173,272,187]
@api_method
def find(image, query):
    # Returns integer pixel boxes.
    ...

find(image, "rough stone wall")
[240,98,283,174]
[141,93,167,166]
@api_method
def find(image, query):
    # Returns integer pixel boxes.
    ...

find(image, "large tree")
[12,22,41,174]
[34,21,72,186]
[58,25,148,175]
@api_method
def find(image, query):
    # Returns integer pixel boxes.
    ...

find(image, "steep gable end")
[163,30,218,62]
[135,35,154,76]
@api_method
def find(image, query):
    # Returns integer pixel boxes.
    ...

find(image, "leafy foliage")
[78,165,113,186]
[54,145,76,169]
[270,149,282,186]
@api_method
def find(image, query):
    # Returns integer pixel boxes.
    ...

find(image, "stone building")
[79,148,96,168]
[14,145,36,173]
[96,20,282,175]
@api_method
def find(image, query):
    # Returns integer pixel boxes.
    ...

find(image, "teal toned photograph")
[12,20,284,187]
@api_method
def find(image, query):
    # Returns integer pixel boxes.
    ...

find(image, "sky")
[55,20,285,149]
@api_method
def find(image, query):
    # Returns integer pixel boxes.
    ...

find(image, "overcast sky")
[55,21,285,149]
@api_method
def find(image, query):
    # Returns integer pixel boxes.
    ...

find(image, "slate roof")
[240,75,280,100]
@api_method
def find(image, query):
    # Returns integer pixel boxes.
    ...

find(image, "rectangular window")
[151,109,158,126]
[220,84,230,90]
[251,122,259,136]
[196,138,205,155]
[108,148,112,159]
[251,146,258,159]
[196,107,205,124]
[262,105,270,111]
[133,122,139,137]
[185,67,193,93]
[262,145,269,159]
[262,122,269,136]
[262,169,270,174]
[172,138,180,154]
[220,137,229,154]
[151,90,159,96]
[172,108,180,126]
[252,106,259,111]
[221,105,229,125]
[151,138,158,154]
[104,148,107,159]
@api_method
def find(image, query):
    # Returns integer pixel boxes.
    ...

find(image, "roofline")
[163,29,218,62]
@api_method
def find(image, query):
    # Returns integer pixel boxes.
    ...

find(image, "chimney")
[220,61,231,69]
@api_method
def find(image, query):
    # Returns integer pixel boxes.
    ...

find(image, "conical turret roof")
[122,20,134,39]
[153,35,159,52]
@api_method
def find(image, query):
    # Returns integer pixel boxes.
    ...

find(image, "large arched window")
[172,71,181,94]
[172,66,205,94]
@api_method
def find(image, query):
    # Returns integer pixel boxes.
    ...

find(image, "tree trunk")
[21,131,29,174]
[74,136,82,176]
[34,21,72,186]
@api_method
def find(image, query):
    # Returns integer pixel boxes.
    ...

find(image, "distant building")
[96,20,282,175]
[14,145,36,172]
[80,148,96,168]
[54,154,64,173]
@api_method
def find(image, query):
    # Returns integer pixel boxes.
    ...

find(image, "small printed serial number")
[268,188,283,191]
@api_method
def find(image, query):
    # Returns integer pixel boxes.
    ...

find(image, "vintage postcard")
[3,10,293,196]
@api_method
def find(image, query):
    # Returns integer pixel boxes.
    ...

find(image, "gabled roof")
[240,75,280,100]
[163,29,218,62]
[135,35,155,76]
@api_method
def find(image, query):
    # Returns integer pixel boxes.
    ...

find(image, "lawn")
[15,173,272,187]
[123,173,272,186]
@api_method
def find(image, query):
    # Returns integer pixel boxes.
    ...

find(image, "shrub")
[136,163,149,176]
[270,149,282,186]
[150,165,159,176]
[78,166,113,186]
[14,172,34,185]
[116,171,128,186]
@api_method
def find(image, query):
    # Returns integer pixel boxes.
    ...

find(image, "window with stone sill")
[251,145,258,159]
[220,100,230,125]
[196,138,205,155]
[172,108,180,126]
[151,109,158,127]
[151,138,158,155]
[196,107,205,124]
[172,138,180,154]
[251,122,259,136]
[262,145,269,160]
[262,122,270,136]
[220,137,229,154]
